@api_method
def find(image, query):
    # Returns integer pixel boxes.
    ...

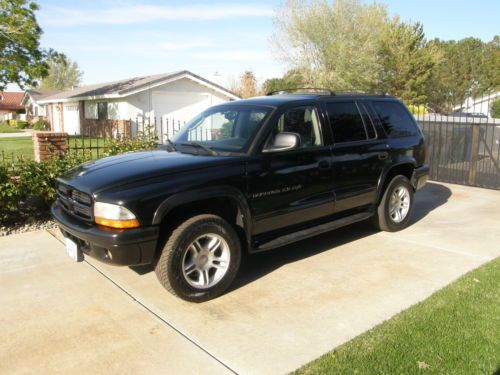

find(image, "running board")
[254,212,373,252]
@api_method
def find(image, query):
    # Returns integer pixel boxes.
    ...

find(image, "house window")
[97,102,108,120]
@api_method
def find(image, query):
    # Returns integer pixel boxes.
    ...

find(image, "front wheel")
[154,214,241,302]
[373,175,414,232]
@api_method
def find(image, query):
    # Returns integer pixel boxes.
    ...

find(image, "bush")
[407,104,428,115]
[0,136,159,225]
[101,136,158,157]
[0,154,89,224]
[490,98,500,119]
[32,119,50,130]
[8,119,28,129]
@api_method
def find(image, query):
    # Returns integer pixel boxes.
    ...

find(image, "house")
[37,70,239,137]
[22,89,62,122]
[0,92,25,121]
[453,91,500,118]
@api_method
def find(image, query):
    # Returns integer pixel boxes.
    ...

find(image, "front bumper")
[52,202,159,266]
[411,164,429,190]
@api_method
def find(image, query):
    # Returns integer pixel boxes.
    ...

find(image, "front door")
[247,105,335,235]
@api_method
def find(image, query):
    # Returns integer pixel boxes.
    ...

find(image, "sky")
[7,0,500,91]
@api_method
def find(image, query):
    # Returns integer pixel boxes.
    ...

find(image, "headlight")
[94,202,140,229]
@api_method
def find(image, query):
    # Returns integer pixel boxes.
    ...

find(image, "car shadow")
[230,181,452,292]
[130,182,452,293]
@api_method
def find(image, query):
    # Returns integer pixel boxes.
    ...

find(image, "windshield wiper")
[164,139,177,152]
[180,142,219,156]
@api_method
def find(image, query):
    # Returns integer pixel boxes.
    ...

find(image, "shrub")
[0,136,159,225]
[8,119,28,129]
[32,119,50,131]
[407,104,428,115]
[101,136,159,157]
[0,155,90,224]
[490,98,500,119]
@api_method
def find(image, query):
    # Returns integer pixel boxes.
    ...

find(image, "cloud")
[39,3,274,27]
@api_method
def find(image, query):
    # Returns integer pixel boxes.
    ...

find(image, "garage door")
[152,92,210,138]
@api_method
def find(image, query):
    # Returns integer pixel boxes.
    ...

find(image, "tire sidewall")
[381,175,414,232]
[165,216,241,301]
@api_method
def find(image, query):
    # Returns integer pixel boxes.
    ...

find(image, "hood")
[59,150,244,194]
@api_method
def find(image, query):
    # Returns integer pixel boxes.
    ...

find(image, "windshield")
[171,106,271,153]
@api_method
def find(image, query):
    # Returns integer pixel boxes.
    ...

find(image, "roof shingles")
[0,92,24,110]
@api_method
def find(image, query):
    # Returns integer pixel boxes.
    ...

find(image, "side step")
[254,211,373,252]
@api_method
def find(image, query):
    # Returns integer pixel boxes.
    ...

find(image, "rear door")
[323,100,389,213]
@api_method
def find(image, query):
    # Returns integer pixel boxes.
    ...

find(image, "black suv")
[52,92,428,302]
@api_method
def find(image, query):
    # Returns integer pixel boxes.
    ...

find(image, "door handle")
[378,152,389,160]
[318,159,331,170]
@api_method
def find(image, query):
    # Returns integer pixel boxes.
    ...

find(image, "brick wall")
[32,132,68,162]
[80,119,132,138]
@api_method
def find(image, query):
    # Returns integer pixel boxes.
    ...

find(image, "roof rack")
[265,87,387,97]
[266,87,335,96]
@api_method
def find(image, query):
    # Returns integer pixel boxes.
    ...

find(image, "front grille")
[57,183,93,221]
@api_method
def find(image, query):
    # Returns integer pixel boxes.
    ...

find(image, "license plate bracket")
[65,238,84,262]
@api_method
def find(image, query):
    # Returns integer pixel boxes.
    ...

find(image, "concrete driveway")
[1,182,499,375]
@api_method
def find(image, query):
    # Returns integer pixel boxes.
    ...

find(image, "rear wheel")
[154,214,241,302]
[373,175,414,232]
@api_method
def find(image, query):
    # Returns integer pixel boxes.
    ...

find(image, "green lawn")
[0,135,108,162]
[295,257,500,375]
[0,123,22,133]
[0,137,34,160]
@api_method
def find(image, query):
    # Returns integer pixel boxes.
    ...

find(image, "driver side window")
[267,106,323,148]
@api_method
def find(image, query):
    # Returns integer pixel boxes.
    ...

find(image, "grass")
[0,123,23,133]
[0,135,107,162]
[0,137,34,160]
[295,257,500,375]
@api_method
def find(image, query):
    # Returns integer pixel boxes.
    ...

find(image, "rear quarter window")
[372,101,417,138]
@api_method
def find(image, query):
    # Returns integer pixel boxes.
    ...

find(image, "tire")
[373,175,414,232]
[154,214,241,302]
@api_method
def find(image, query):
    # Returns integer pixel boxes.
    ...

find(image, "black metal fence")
[414,110,500,190]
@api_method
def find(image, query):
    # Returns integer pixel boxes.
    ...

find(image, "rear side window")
[326,102,367,143]
[372,101,417,138]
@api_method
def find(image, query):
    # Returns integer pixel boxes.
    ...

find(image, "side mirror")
[263,132,301,153]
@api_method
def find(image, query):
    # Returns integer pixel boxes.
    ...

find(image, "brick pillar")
[32,132,68,162]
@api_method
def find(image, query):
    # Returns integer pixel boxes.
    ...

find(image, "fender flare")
[152,185,252,245]
[375,159,417,203]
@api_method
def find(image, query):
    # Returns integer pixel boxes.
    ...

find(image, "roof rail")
[266,87,335,96]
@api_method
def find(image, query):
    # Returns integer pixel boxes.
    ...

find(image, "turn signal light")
[95,217,140,229]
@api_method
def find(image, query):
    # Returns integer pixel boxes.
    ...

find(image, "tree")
[378,18,439,104]
[261,69,304,95]
[272,0,388,90]
[491,98,500,119]
[231,71,258,98]
[38,55,83,90]
[0,0,49,90]
[426,36,499,112]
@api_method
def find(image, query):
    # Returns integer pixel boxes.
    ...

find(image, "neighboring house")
[37,70,239,137]
[453,91,500,118]
[0,92,25,121]
[22,89,62,122]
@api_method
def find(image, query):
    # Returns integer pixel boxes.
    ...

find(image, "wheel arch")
[376,160,416,204]
[152,186,252,248]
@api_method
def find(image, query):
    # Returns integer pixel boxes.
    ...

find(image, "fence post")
[468,124,480,186]
[32,131,68,162]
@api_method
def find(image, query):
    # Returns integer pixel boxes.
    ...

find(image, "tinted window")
[268,106,323,148]
[372,101,417,138]
[326,102,367,143]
